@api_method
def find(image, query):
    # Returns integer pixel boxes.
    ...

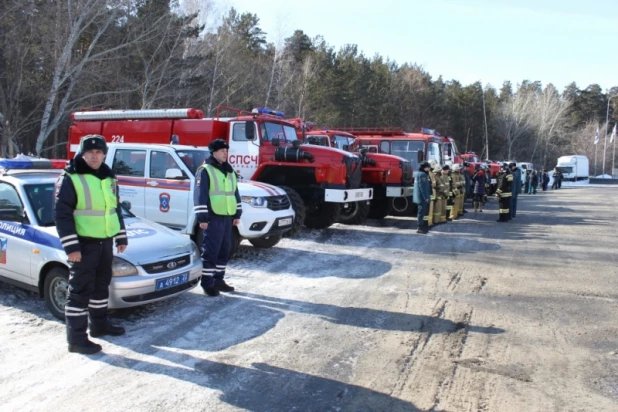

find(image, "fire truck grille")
[266,195,291,211]
[142,254,191,274]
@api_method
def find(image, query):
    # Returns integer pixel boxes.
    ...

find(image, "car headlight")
[112,256,138,277]
[241,196,267,207]
[191,241,201,260]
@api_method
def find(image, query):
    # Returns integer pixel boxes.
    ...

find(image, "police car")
[0,157,202,320]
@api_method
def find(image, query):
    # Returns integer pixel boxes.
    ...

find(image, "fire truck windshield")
[260,121,299,143]
[391,140,424,169]
[333,135,355,150]
[177,150,210,175]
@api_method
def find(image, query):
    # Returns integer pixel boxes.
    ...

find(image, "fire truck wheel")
[338,201,370,225]
[249,234,282,249]
[279,186,305,237]
[304,202,340,229]
[368,199,391,220]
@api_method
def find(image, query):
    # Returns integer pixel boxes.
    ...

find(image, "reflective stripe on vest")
[201,164,237,216]
[69,174,121,238]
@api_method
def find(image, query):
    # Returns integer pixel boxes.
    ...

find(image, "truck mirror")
[342,145,349,151]
[271,137,280,147]
[121,200,132,211]
[245,121,255,140]
[165,168,185,179]
[417,151,424,163]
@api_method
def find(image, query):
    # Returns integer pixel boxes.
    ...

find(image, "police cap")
[208,139,230,153]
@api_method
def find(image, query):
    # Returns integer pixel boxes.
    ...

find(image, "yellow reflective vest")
[69,173,121,238]
[200,164,237,216]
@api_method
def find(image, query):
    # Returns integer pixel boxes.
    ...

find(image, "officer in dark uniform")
[495,163,513,222]
[194,139,242,296]
[55,135,128,355]
[413,161,432,234]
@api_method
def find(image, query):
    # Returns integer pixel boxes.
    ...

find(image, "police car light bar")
[72,108,204,121]
[0,158,67,170]
[252,107,284,117]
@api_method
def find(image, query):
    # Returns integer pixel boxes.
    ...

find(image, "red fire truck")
[300,127,414,221]
[67,107,373,234]
[336,127,460,215]
[460,151,500,193]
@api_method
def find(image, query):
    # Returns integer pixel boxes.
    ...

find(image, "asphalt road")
[1,186,618,411]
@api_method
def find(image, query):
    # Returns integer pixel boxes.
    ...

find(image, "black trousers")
[200,216,233,288]
[65,238,113,344]
[498,197,511,221]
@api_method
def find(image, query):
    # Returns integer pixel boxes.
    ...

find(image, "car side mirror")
[165,168,185,179]
[121,200,132,211]
[245,121,255,140]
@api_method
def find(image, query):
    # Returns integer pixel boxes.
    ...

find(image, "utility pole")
[604,94,618,178]
[465,127,470,153]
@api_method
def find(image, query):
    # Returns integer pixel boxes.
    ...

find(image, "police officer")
[55,135,128,355]
[413,161,432,234]
[495,163,513,222]
[194,139,242,296]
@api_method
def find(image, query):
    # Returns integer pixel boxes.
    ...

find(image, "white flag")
[611,123,617,144]
[594,126,599,145]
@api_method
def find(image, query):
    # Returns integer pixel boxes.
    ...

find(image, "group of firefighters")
[413,160,517,234]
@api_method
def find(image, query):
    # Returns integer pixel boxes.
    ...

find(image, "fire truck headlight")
[241,196,267,208]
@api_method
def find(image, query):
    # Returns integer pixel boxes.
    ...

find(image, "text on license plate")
[279,217,293,227]
[155,272,190,291]
[355,192,365,199]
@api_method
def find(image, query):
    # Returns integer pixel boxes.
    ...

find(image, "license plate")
[278,217,293,227]
[355,192,365,199]
[491,179,497,184]
[155,272,190,291]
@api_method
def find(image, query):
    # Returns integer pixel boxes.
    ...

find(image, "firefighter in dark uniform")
[413,161,432,234]
[495,163,513,222]
[55,135,127,355]
[194,139,242,296]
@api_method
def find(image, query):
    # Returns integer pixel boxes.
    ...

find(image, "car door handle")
[147,181,159,187]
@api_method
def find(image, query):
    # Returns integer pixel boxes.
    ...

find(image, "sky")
[221,0,618,93]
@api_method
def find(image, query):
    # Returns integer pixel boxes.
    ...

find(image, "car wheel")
[44,267,69,321]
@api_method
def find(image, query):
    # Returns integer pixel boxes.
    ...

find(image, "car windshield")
[177,150,210,176]
[24,183,133,227]
[391,140,425,169]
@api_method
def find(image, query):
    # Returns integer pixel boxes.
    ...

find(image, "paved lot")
[1,186,618,411]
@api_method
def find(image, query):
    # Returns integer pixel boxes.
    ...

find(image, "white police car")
[0,157,202,320]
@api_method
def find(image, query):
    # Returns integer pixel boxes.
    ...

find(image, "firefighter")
[431,162,444,224]
[413,161,432,234]
[443,165,457,221]
[495,163,513,222]
[427,160,439,227]
[194,139,242,296]
[451,164,465,218]
[55,135,128,355]
[437,165,450,223]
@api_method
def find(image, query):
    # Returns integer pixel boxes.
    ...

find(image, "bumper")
[237,206,295,239]
[386,186,414,197]
[324,188,373,203]
[108,260,202,308]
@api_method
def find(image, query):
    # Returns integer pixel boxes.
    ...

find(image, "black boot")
[68,340,102,355]
[215,281,235,292]
[90,321,126,338]
[203,286,220,296]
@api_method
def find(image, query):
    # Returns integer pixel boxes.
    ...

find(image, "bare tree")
[493,89,535,159]
[34,0,169,154]
[529,85,571,166]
